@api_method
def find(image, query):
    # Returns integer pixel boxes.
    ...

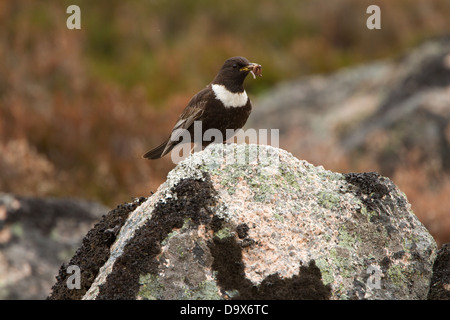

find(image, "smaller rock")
[428,244,450,300]
[0,193,109,299]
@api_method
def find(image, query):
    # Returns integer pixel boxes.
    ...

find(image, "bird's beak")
[240,63,262,79]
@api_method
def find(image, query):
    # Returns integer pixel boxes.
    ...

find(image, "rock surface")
[0,193,108,299]
[48,144,437,300]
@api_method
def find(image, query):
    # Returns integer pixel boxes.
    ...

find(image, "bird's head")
[213,56,262,92]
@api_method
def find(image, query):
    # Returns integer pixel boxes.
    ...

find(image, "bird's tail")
[142,139,173,159]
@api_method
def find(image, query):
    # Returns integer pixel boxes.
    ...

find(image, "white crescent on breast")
[212,84,248,108]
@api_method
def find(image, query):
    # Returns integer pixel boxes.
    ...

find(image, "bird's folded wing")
[161,102,206,157]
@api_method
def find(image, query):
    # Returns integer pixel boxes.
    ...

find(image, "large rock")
[428,243,450,300]
[341,37,450,175]
[48,144,437,300]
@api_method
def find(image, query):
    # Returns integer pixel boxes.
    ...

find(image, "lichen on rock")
[49,144,438,300]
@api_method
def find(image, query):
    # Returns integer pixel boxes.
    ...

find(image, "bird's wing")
[160,88,210,157]
[165,102,205,145]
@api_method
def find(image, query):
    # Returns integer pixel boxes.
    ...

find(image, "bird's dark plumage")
[143,56,262,159]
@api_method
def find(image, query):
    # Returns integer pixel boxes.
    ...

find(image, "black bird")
[143,56,262,160]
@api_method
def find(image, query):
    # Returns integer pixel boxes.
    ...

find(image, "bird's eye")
[232,64,238,68]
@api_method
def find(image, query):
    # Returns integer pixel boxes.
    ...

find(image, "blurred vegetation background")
[1,1,449,239]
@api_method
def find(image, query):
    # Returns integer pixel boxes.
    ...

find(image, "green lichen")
[338,226,361,250]
[315,258,334,285]
[214,227,232,239]
[181,280,222,300]
[161,230,178,246]
[387,264,408,288]
[176,244,185,257]
[403,236,420,252]
[364,209,379,223]
[317,191,341,210]
[329,248,355,279]
[338,293,349,300]
[50,228,61,241]
[249,162,305,203]
[138,274,165,300]
[273,213,284,222]
[279,164,301,191]
[317,170,342,182]
[161,218,192,246]
[10,223,24,238]
[205,145,307,203]
[138,275,222,300]
[211,163,246,195]
[252,181,275,202]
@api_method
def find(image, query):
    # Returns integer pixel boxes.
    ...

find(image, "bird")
[143,56,262,160]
